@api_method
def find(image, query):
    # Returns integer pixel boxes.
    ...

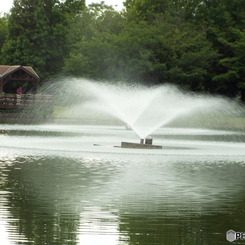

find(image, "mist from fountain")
[49,78,244,139]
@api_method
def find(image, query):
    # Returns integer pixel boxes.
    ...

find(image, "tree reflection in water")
[2,156,119,245]
[1,153,245,245]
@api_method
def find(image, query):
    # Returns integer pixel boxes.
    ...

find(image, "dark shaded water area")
[0,124,245,245]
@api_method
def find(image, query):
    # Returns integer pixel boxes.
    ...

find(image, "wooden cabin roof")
[0,65,39,79]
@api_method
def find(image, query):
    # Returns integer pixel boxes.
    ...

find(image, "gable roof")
[0,65,39,79]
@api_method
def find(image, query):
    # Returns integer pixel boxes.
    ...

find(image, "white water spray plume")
[44,78,244,139]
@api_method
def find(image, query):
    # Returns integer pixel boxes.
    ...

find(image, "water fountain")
[51,78,244,149]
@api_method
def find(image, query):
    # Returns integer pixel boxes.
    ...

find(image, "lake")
[0,124,245,245]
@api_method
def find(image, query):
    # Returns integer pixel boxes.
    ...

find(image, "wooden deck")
[0,93,53,109]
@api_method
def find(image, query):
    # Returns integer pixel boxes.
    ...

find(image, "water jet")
[44,78,245,149]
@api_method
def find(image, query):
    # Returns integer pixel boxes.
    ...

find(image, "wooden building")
[0,65,40,94]
[0,65,53,110]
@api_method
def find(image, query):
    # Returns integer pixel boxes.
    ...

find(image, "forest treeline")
[0,0,245,101]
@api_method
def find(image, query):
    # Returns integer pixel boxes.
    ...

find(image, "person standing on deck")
[16,87,23,94]
[16,87,23,105]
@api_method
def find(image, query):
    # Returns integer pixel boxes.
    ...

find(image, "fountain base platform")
[121,141,162,149]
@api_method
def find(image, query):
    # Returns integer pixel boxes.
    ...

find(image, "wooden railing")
[0,93,54,109]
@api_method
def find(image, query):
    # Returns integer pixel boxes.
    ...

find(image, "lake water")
[0,124,245,245]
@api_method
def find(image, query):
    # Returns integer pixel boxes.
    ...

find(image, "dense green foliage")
[0,14,7,53]
[0,0,245,101]
[0,0,85,77]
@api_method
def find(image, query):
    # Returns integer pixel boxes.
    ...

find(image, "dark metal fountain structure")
[121,136,162,149]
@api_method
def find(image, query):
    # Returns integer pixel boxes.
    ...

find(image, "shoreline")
[0,117,244,132]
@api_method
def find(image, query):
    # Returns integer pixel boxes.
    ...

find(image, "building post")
[36,79,40,93]
[0,78,3,93]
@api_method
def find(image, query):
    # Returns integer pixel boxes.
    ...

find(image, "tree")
[0,14,8,53]
[166,25,217,91]
[194,0,245,100]
[1,0,85,78]
[212,29,245,100]
[124,0,169,21]
[63,3,127,79]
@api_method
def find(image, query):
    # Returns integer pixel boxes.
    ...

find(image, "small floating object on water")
[93,144,101,146]
[121,136,162,149]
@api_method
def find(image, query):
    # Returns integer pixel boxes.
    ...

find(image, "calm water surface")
[0,124,245,245]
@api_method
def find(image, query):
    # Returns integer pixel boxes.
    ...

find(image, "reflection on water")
[0,125,245,245]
